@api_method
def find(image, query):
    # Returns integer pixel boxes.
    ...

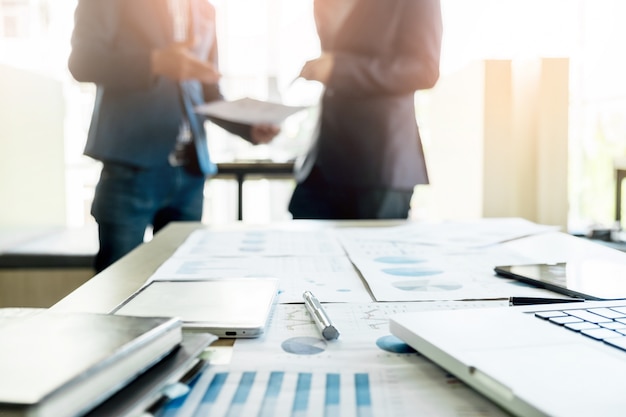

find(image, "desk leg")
[236,173,244,221]
[616,170,626,229]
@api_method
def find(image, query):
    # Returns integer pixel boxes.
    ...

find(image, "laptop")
[390,299,626,417]
[113,278,279,338]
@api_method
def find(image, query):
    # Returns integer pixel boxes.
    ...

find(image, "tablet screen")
[113,278,279,338]
[495,261,626,300]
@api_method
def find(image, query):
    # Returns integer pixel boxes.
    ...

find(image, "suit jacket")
[308,0,443,190]
[68,0,250,171]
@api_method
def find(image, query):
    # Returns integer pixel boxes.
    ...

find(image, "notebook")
[0,311,182,417]
[113,278,279,338]
[85,332,216,417]
[390,299,626,417]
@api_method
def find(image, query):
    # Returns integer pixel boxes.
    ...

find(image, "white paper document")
[148,220,561,303]
[335,217,559,251]
[150,256,372,304]
[169,229,346,258]
[136,219,601,417]
[159,365,510,417]
[341,243,558,301]
[232,301,506,369]
[149,229,371,303]
[162,301,511,417]
[195,97,306,125]
[335,218,562,301]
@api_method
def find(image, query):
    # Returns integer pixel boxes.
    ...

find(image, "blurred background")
[1,0,625,233]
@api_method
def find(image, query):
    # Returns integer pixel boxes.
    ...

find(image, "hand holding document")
[195,97,306,125]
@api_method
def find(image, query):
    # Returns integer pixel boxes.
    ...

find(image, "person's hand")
[250,124,280,145]
[151,40,221,84]
[299,52,334,85]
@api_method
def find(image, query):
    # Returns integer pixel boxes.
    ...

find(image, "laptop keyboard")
[534,305,626,352]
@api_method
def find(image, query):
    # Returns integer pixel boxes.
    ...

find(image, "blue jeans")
[91,162,205,272]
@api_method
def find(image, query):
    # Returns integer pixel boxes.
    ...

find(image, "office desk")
[51,222,201,314]
[49,220,377,314]
[214,161,295,221]
[49,220,626,416]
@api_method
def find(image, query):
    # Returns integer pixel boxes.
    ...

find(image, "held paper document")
[195,97,306,125]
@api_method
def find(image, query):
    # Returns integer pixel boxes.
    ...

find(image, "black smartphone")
[494,261,626,300]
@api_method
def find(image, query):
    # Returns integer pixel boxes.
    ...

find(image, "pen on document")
[303,291,340,340]
[509,297,585,306]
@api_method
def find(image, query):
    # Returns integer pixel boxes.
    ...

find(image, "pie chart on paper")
[376,335,417,354]
[281,337,327,355]
[392,279,462,292]
[373,256,425,264]
[381,267,443,277]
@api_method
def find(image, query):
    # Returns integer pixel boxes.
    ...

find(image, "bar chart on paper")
[156,366,508,417]
[158,369,377,417]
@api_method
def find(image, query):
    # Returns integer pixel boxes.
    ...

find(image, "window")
[0,0,29,38]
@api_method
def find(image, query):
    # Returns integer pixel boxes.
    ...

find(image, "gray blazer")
[68,0,251,170]
[310,0,443,190]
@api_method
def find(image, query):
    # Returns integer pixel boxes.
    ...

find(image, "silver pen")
[302,291,340,340]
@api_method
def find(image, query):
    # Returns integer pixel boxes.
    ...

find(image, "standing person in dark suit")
[68,0,280,272]
[288,0,443,220]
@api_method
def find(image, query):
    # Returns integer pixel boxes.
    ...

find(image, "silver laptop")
[390,299,626,417]
[113,278,279,338]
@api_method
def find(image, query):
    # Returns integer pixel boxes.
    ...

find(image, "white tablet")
[113,278,279,338]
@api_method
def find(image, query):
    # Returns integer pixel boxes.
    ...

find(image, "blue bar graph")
[324,373,341,417]
[158,369,377,417]
[291,373,313,417]
[225,372,256,417]
[355,373,373,417]
[257,371,285,417]
[192,372,228,417]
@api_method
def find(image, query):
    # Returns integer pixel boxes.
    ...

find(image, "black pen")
[509,296,585,306]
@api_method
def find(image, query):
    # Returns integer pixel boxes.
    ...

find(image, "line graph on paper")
[233,301,507,367]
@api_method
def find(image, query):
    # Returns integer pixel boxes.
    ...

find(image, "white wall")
[426,58,570,229]
[0,63,67,227]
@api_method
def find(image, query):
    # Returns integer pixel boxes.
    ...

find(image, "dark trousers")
[288,166,413,220]
[91,162,205,272]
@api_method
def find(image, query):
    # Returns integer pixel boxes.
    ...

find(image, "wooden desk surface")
[47,220,626,415]
[50,222,204,314]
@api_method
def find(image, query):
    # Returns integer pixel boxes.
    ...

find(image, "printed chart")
[233,302,506,368]
[335,221,560,301]
[149,229,371,303]
[156,367,510,417]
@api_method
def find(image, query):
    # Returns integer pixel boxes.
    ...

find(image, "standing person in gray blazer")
[289,0,443,219]
[68,0,280,272]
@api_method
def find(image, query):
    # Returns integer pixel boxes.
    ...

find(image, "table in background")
[0,226,96,307]
[215,160,295,221]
